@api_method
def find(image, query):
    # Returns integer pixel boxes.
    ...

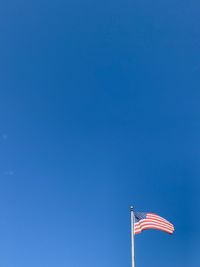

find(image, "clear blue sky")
[0,0,199,266]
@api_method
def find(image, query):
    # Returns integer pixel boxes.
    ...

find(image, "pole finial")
[130,206,134,211]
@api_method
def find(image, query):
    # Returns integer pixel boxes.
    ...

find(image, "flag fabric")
[134,212,175,235]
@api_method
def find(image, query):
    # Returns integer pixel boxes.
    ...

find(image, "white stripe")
[137,221,174,231]
[147,214,173,226]
[135,223,173,233]
[141,219,174,230]
[134,218,174,231]
[139,224,173,233]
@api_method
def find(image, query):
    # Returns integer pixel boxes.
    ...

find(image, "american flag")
[134,212,175,235]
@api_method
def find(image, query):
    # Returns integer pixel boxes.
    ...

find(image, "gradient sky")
[0,0,199,266]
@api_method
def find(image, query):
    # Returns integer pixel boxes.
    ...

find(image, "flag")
[134,212,175,235]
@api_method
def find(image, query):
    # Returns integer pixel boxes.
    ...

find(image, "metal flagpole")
[130,206,135,267]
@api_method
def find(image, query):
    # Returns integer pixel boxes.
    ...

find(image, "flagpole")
[130,206,135,267]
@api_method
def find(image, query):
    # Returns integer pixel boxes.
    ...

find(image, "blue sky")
[0,0,199,266]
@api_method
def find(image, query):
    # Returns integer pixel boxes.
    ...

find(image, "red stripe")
[134,223,141,229]
[134,230,141,234]
[134,213,174,235]
[134,226,141,230]
[138,219,174,230]
[139,222,173,232]
[147,214,173,227]
[134,224,173,234]
[134,221,174,233]
[134,219,174,231]
[147,213,173,225]
[138,222,174,232]
[134,227,142,234]
[134,226,173,235]
[139,225,173,234]
[147,213,172,224]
